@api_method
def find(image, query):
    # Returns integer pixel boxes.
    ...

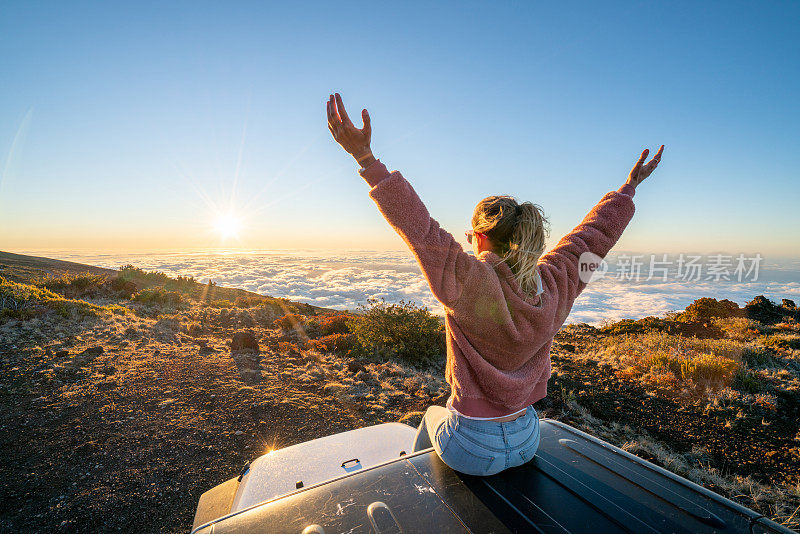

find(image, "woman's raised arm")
[538,147,664,327]
[326,92,479,308]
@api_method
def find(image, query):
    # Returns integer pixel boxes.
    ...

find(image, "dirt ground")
[1,252,798,532]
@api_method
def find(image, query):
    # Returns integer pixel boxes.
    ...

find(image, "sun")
[214,214,243,239]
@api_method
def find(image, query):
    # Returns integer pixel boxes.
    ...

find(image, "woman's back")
[358,158,637,417]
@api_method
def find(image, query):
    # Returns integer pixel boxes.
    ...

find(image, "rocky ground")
[1,252,798,532]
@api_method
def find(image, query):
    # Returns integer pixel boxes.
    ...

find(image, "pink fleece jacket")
[360,159,636,417]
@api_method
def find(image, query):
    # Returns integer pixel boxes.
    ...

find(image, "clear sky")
[1,1,798,258]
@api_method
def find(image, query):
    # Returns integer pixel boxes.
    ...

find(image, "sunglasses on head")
[465,230,488,244]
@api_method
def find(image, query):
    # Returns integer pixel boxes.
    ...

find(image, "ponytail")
[472,196,550,296]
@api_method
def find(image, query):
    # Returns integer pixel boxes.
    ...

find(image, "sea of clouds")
[24,250,800,326]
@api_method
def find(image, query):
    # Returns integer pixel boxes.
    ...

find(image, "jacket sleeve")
[360,159,477,309]
[538,183,636,327]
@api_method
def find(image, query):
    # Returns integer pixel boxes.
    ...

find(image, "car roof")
[192,420,793,533]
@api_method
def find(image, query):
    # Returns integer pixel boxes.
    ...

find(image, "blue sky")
[1,1,798,258]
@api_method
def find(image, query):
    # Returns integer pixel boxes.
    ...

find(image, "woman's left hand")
[327,93,372,161]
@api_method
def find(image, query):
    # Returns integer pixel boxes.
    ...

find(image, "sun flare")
[214,214,243,239]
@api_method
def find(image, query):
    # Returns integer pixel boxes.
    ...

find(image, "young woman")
[326,93,664,476]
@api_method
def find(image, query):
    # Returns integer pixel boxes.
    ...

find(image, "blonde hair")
[472,195,550,296]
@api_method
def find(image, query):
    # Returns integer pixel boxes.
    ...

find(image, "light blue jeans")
[412,405,540,476]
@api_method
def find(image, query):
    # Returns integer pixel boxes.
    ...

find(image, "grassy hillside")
[0,251,798,532]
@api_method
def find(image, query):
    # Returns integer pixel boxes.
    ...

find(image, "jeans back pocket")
[517,423,541,464]
[439,430,498,476]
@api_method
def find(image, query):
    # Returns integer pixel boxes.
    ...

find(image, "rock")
[231,331,260,352]
[347,360,367,374]
[234,430,244,436]
[158,399,177,408]
[80,346,104,357]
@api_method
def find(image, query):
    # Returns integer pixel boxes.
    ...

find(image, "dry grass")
[592,331,744,395]
[711,317,765,341]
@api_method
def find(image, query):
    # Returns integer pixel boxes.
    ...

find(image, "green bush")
[132,288,183,307]
[37,272,108,298]
[346,297,445,366]
[118,265,196,291]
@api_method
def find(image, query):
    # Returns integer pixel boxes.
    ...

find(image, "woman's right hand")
[626,145,664,188]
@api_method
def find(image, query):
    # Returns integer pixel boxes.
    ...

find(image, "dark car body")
[192,419,793,533]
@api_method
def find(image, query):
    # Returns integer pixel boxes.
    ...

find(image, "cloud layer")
[32,250,800,326]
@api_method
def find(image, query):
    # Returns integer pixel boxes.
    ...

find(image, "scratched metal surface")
[195,420,795,533]
[231,423,416,513]
[209,457,472,533]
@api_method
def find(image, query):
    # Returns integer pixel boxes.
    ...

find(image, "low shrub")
[600,315,724,339]
[37,273,108,298]
[0,276,101,322]
[772,318,800,333]
[274,313,307,332]
[307,313,353,337]
[742,345,772,367]
[732,369,764,394]
[759,334,800,351]
[110,277,137,297]
[711,317,765,341]
[118,265,198,296]
[234,296,263,308]
[277,341,300,355]
[305,333,360,355]
[678,297,743,323]
[599,318,651,336]
[118,265,195,286]
[103,304,131,315]
[346,297,445,366]
[745,295,796,325]
[132,288,183,307]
